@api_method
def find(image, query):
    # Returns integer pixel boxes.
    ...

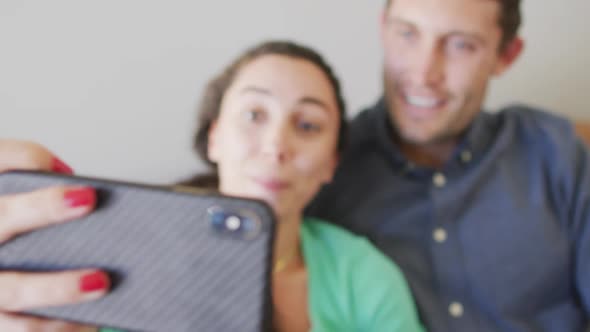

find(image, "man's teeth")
[406,95,440,108]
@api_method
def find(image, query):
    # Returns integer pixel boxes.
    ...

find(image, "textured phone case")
[0,171,275,332]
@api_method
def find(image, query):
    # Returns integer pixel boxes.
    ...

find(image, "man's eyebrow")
[386,17,416,28]
[446,30,486,44]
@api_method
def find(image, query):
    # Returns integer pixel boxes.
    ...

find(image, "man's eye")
[394,26,416,40]
[449,39,476,53]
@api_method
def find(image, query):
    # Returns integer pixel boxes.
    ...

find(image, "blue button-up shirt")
[307,98,590,331]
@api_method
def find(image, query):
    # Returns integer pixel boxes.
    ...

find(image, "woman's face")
[207,54,340,219]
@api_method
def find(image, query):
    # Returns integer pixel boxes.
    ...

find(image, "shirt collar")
[371,96,496,172]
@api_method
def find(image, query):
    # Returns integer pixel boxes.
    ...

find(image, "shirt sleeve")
[571,139,590,316]
[351,238,426,332]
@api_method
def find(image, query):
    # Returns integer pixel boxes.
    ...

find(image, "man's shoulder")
[496,104,576,141]
[490,104,582,165]
[346,101,384,150]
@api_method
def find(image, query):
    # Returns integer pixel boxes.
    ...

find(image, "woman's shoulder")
[301,218,406,294]
[304,219,387,258]
[302,217,371,248]
[301,218,403,272]
[302,218,424,332]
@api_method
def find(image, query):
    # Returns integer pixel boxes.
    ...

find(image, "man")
[308,0,590,331]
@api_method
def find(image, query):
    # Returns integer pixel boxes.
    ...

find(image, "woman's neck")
[271,212,311,332]
[273,213,304,272]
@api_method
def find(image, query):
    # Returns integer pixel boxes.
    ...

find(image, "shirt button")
[433,228,447,243]
[432,172,446,187]
[449,302,464,318]
[403,162,416,175]
[460,150,473,163]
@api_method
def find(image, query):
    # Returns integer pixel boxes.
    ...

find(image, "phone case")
[0,171,275,332]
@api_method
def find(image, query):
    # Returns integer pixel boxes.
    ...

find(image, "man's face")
[381,0,520,144]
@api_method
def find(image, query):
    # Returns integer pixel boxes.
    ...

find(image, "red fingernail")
[51,157,74,174]
[64,188,96,208]
[79,271,109,293]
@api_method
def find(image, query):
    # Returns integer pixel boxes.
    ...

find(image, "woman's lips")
[252,177,291,192]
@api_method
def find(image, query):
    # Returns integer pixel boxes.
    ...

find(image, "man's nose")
[408,43,445,88]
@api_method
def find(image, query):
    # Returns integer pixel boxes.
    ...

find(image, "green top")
[101,218,424,332]
[301,218,423,331]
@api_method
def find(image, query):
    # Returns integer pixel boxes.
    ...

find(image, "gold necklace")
[273,247,299,274]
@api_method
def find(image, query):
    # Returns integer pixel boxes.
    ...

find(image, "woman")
[0,41,424,331]
[175,40,423,331]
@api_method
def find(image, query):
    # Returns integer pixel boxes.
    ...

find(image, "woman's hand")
[0,139,108,331]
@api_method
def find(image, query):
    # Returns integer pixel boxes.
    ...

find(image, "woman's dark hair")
[180,40,348,188]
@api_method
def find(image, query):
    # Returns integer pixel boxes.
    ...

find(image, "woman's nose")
[260,123,294,163]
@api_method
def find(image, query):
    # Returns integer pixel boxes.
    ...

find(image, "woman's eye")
[400,29,415,39]
[245,108,265,123]
[455,41,473,51]
[297,121,321,133]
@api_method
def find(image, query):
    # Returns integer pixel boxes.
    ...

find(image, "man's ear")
[206,121,220,163]
[493,37,525,76]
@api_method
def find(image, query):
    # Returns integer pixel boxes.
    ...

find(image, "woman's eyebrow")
[240,86,272,95]
[298,97,330,112]
[240,86,331,112]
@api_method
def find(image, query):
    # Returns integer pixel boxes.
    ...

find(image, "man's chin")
[392,118,437,143]
[400,129,462,147]
[398,134,437,146]
[394,122,455,145]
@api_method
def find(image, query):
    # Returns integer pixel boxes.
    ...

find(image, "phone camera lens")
[212,214,225,225]
[225,215,241,231]
[208,205,263,240]
[241,218,255,231]
[208,207,226,231]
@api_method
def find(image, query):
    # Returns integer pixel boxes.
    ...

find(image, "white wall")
[1,1,588,183]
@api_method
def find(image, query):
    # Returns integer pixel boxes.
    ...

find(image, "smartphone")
[0,170,275,332]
